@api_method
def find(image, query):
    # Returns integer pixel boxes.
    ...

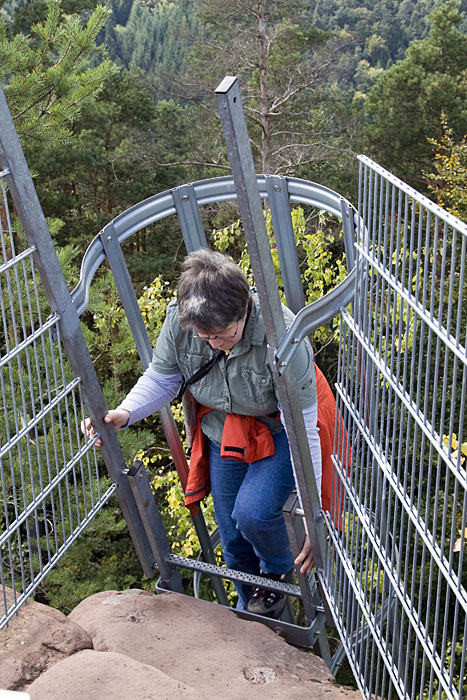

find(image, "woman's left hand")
[294,533,314,575]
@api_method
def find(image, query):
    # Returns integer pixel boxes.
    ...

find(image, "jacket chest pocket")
[240,367,273,406]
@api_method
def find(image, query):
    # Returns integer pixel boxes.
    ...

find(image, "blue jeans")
[209,429,295,610]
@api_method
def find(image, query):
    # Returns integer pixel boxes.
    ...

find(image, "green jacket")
[151,292,316,445]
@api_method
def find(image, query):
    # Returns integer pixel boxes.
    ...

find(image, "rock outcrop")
[0,588,92,692]
[1,588,362,699]
[27,649,204,700]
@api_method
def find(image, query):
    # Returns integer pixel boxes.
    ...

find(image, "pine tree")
[364,0,467,185]
[150,0,358,186]
[0,0,117,146]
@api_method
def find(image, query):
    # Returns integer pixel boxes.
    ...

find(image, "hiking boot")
[247,569,294,619]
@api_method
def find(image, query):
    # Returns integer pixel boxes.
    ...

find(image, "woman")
[85,248,321,618]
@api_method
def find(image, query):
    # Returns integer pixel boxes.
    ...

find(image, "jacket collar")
[229,293,265,357]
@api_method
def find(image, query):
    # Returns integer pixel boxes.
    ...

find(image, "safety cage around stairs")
[1,77,466,700]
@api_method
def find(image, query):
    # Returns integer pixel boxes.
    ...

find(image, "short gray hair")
[177,249,250,333]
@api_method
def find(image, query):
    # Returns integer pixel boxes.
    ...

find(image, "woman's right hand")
[81,409,130,447]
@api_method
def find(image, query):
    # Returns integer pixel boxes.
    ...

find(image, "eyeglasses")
[192,319,240,341]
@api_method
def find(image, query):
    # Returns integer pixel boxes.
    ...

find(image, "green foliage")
[420,640,467,699]
[0,222,154,612]
[8,0,99,34]
[364,0,467,185]
[150,458,216,559]
[0,0,117,144]
[111,0,197,75]
[82,272,137,396]
[138,275,172,344]
[27,69,191,280]
[156,0,360,190]
[308,0,459,97]
[425,113,467,221]
[27,265,171,613]
[36,498,151,612]
[82,270,171,414]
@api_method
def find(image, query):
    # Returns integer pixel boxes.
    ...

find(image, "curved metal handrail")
[274,268,357,374]
[71,174,359,316]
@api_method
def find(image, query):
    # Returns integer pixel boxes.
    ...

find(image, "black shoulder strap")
[177,350,225,400]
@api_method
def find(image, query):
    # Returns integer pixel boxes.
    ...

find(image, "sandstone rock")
[0,589,92,692]
[69,589,360,700]
[26,649,203,700]
[2,586,361,699]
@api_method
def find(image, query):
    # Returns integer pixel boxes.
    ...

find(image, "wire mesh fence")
[324,156,467,699]
[0,151,116,630]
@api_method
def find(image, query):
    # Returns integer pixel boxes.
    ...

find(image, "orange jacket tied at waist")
[184,363,350,522]
[184,406,275,514]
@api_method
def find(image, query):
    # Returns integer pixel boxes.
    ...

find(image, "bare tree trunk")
[257,0,271,174]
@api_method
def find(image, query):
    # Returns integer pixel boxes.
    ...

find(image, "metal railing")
[0,85,183,629]
[322,157,467,699]
[0,126,113,625]
[0,195,117,624]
